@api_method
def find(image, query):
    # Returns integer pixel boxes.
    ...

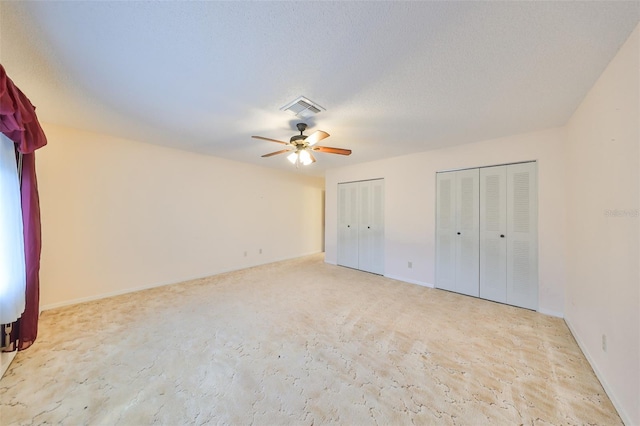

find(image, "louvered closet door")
[480,166,507,303]
[455,169,480,297]
[506,162,538,310]
[358,179,385,275]
[435,172,456,292]
[337,182,359,269]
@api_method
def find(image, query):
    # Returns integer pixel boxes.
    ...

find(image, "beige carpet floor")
[1,254,620,425]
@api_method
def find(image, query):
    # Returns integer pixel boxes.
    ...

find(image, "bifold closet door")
[337,182,359,269]
[506,162,537,310]
[337,179,384,274]
[358,179,384,275]
[438,162,537,310]
[480,166,507,303]
[480,162,538,309]
[454,168,480,297]
[435,169,479,296]
[435,173,456,292]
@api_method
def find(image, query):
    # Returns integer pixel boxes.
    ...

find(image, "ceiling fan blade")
[309,151,317,163]
[252,136,289,145]
[305,130,330,146]
[312,146,352,156]
[261,149,292,158]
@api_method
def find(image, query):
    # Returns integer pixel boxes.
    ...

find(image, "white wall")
[326,23,640,424]
[565,25,639,426]
[36,124,325,309]
[325,127,567,316]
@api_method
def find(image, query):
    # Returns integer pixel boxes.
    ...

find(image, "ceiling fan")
[252,123,352,167]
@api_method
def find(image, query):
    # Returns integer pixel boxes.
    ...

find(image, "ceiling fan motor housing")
[290,134,307,145]
[291,123,308,145]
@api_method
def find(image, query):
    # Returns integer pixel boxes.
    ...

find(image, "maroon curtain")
[0,64,47,351]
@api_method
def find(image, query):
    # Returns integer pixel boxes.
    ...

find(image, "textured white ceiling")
[1,1,638,176]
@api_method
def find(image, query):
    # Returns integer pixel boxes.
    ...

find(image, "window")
[0,133,25,324]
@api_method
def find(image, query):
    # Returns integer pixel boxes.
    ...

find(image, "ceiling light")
[252,120,351,166]
[287,152,298,164]
[299,150,312,165]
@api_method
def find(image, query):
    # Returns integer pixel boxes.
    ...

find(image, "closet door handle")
[457,232,461,235]
[368,226,371,229]
[500,234,505,238]
[347,225,350,228]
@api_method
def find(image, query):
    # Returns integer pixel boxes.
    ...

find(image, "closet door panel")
[506,163,538,310]
[480,166,507,303]
[358,182,373,273]
[435,172,456,291]
[454,169,480,297]
[369,179,385,275]
[337,182,359,269]
[358,180,385,275]
[338,179,384,275]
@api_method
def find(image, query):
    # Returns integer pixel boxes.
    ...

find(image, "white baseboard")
[564,317,631,426]
[384,274,433,288]
[311,262,434,288]
[41,251,323,312]
[537,307,564,318]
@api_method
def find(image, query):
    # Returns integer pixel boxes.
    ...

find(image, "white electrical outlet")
[244,251,247,257]
[602,334,607,352]
[408,261,413,269]
[259,249,262,254]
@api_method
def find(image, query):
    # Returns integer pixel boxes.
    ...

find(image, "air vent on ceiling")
[280,96,325,118]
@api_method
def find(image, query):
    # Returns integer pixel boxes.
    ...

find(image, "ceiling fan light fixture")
[299,149,313,165]
[287,149,313,167]
[287,152,298,164]
[252,122,351,166]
